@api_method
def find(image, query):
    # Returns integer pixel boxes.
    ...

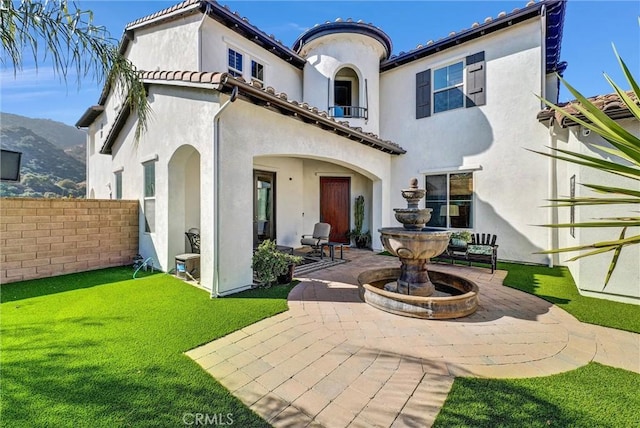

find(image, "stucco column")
[371,179,384,251]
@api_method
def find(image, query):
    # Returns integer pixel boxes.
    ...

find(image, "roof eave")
[75,105,105,128]
[381,0,565,72]
[201,1,306,69]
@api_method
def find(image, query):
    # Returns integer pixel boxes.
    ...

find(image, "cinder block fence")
[1,198,139,284]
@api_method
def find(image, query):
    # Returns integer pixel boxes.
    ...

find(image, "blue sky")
[1,0,638,126]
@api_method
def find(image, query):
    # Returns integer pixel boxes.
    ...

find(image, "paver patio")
[187,250,640,427]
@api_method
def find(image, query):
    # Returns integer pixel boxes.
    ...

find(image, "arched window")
[331,67,366,119]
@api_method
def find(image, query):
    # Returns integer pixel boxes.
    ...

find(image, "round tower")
[293,19,392,135]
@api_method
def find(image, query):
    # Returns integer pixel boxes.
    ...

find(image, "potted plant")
[251,240,302,287]
[348,195,371,249]
[449,230,472,249]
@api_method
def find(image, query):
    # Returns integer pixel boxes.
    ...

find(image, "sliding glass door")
[253,170,276,246]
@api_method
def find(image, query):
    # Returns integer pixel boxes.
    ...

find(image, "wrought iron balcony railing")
[329,106,368,120]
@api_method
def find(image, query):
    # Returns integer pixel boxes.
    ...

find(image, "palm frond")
[0,0,150,142]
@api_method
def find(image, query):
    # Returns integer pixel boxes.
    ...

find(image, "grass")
[1,267,296,427]
[434,362,640,427]
[498,262,640,333]
[434,260,640,427]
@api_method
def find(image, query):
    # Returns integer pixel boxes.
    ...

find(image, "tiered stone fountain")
[358,179,479,319]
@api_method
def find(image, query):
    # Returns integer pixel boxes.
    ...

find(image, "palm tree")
[533,47,640,287]
[1,0,150,141]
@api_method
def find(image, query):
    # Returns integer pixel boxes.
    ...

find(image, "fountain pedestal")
[396,258,433,296]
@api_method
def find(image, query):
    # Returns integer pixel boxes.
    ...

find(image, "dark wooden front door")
[320,177,350,244]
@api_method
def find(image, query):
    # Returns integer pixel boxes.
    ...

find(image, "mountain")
[0,126,86,198]
[0,112,86,149]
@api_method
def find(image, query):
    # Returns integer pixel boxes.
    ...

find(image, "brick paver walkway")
[187,250,640,427]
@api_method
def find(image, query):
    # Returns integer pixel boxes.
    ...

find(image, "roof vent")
[498,11,507,17]
[484,17,493,23]
[335,18,343,22]
[471,22,479,28]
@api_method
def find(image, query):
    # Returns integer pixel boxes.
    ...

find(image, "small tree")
[533,47,640,287]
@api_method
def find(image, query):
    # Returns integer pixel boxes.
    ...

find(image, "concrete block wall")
[0,198,139,284]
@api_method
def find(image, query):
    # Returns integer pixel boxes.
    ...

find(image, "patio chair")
[300,222,331,256]
[185,230,200,254]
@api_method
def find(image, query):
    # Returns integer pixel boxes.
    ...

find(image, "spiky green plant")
[532,46,640,287]
[0,0,150,141]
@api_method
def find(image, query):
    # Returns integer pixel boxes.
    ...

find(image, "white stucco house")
[77,0,639,303]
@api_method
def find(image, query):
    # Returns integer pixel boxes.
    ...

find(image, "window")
[251,60,264,82]
[143,162,156,233]
[425,172,473,229]
[434,62,464,113]
[228,48,243,77]
[416,51,485,118]
[114,171,122,200]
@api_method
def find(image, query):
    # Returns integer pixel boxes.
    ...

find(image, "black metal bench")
[433,233,498,273]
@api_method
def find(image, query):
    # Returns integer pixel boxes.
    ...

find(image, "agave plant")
[531,47,640,288]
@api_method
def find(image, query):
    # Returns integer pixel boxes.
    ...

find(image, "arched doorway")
[332,67,364,118]
[168,145,201,265]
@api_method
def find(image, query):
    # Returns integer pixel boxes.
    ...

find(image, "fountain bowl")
[358,268,479,319]
[380,227,449,259]
[393,208,433,230]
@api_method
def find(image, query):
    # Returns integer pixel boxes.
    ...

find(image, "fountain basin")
[358,268,479,319]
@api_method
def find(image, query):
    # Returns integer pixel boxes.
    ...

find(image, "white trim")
[141,154,159,164]
[112,167,124,173]
[420,164,482,175]
[315,172,355,177]
[426,51,473,70]
[223,36,271,66]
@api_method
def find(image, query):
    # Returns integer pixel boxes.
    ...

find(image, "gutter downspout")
[541,4,555,268]
[196,6,208,71]
[540,4,547,109]
[211,82,238,298]
[547,117,557,268]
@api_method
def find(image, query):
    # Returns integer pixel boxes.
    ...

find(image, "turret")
[293,19,392,134]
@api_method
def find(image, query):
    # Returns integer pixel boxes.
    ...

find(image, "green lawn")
[3,263,638,427]
[433,261,640,427]
[498,262,640,333]
[1,268,295,427]
[434,362,640,427]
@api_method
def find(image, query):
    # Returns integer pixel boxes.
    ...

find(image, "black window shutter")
[466,51,485,107]
[416,69,431,119]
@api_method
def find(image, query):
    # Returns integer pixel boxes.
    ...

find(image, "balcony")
[329,106,368,120]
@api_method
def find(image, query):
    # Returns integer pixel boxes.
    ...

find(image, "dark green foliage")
[434,363,640,427]
[1,267,295,426]
[0,126,85,197]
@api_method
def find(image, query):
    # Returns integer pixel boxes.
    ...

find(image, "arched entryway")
[168,145,201,266]
[332,66,364,119]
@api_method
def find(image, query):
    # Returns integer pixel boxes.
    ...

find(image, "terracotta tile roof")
[537,91,638,126]
[99,70,405,156]
[125,0,201,29]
